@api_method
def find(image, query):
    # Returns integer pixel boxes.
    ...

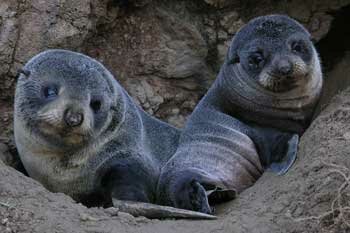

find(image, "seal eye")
[291,41,305,53]
[248,52,264,69]
[43,86,58,99]
[90,99,102,113]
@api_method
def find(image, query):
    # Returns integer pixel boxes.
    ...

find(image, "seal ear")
[17,68,31,78]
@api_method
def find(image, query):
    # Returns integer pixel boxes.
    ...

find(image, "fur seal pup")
[14,49,214,219]
[157,15,323,213]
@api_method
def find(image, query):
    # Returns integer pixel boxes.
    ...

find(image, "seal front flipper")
[169,170,236,214]
[102,162,153,203]
[268,134,299,175]
[175,180,236,214]
[248,126,299,175]
[207,187,236,205]
[175,179,212,214]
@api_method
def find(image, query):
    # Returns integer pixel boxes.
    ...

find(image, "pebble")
[1,218,8,225]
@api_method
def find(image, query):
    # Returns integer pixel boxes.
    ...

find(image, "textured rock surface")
[1,85,350,233]
[1,0,350,137]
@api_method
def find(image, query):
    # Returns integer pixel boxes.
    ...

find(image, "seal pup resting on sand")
[157,15,323,214]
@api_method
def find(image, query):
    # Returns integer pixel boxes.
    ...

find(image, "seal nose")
[64,108,84,127]
[277,60,293,76]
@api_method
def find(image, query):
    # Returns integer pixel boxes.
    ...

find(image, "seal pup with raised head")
[14,49,215,219]
[157,15,323,213]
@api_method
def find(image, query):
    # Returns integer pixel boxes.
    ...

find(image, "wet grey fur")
[157,15,323,213]
[14,49,180,208]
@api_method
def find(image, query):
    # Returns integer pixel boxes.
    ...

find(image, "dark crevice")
[314,4,350,115]
[316,4,350,73]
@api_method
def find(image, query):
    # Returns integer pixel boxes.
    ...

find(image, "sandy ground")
[1,88,350,233]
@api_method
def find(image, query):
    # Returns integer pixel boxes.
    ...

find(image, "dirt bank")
[1,86,350,233]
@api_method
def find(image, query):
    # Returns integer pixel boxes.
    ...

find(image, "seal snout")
[257,53,311,92]
[270,55,295,78]
[64,108,84,127]
[275,59,293,76]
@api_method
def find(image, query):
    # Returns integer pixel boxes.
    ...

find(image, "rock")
[217,40,230,67]
[79,213,98,222]
[46,19,81,45]
[126,79,164,115]
[203,0,236,8]
[220,11,244,34]
[204,26,217,44]
[287,0,312,22]
[308,13,333,41]
[114,0,151,8]
[0,143,13,166]
[1,218,8,225]
[166,114,186,128]
[105,207,119,216]
[136,9,209,80]
[118,212,135,221]
[217,30,227,40]
[0,0,19,100]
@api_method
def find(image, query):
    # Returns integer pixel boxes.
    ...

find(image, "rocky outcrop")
[1,0,350,137]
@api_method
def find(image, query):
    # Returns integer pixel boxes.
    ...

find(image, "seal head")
[15,51,123,151]
[221,15,322,133]
[14,50,126,201]
[229,15,314,93]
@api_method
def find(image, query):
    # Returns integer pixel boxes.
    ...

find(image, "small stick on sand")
[112,199,217,220]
